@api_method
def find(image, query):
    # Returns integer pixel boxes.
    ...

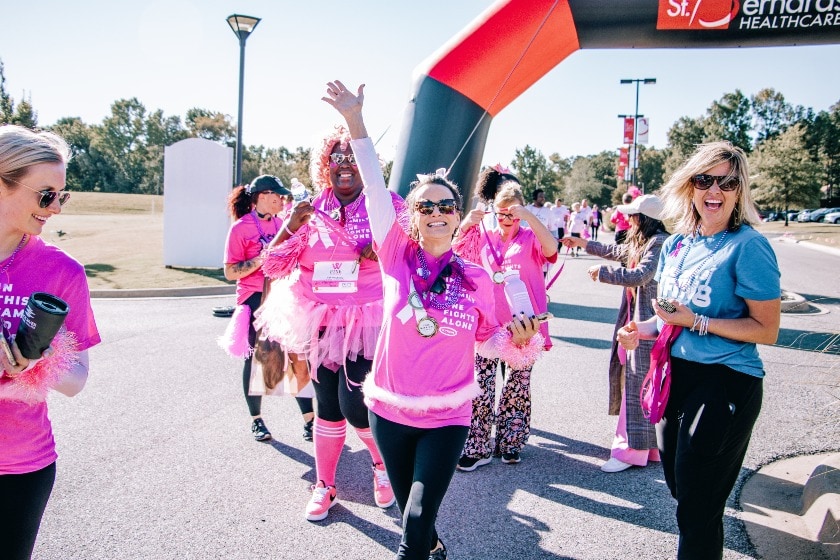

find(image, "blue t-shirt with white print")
[655,225,780,378]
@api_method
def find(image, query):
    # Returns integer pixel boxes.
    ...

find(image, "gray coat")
[585,231,668,450]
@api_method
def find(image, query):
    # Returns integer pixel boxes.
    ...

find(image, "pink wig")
[309,125,352,193]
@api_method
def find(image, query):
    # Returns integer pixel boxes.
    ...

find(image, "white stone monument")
[163,138,233,268]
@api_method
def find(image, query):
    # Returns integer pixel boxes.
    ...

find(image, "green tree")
[704,90,752,152]
[751,88,796,144]
[185,108,235,145]
[0,60,37,128]
[93,98,150,193]
[750,124,822,224]
[49,117,99,192]
[665,115,707,175]
[511,145,557,201]
[564,155,610,206]
[807,101,840,203]
[636,146,668,194]
[0,60,14,124]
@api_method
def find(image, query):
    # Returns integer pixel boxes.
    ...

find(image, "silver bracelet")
[691,313,702,332]
[699,315,710,336]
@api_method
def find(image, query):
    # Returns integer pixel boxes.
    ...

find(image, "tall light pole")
[620,78,655,188]
[227,14,261,186]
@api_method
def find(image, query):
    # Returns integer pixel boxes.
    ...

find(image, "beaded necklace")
[415,248,463,310]
[673,228,728,294]
[250,211,279,246]
[326,191,364,226]
[0,234,27,279]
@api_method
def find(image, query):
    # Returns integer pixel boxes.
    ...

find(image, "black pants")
[314,357,371,428]
[658,357,763,560]
[0,462,56,560]
[370,412,468,560]
[242,291,313,418]
[614,229,628,244]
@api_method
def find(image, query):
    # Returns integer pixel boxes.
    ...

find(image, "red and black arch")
[389,0,840,203]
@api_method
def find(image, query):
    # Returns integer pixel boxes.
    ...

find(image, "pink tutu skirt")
[253,272,383,380]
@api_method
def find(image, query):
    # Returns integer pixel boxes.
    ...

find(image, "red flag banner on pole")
[623,118,634,145]
[619,146,628,166]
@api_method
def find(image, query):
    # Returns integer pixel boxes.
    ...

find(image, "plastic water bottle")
[291,178,310,203]
[503,272,535,317]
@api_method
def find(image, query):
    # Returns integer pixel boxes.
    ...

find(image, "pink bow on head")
[493,163,512,175]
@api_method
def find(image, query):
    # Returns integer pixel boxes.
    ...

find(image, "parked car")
[811,207,840,222]
[823,210,840,224]
[797,209,817,222]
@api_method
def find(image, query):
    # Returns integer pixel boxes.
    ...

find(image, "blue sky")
[2,0,839,167]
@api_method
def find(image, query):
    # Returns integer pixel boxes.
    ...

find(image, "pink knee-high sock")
[314,418,346,486]
[355,427,384,466]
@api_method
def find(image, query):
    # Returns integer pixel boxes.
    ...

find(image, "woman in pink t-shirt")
[254,120,408,523]
[324,80,543,560]
[0,125,101,559]
[453,168,557,470]
[218,175,314,443]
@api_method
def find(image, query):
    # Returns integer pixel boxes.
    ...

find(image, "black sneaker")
[429,539,447,560]
[456,455,492,472]
[302,419,314,442]
[501,451,521,464]
[251,418,272,442]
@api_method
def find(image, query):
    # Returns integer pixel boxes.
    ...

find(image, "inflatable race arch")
[389,0,840,203]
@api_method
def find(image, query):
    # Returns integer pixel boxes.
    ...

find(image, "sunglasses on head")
[5,177,71,208]
[415,199,457,215]
[329,153,356,166]
[691,174,739,192]
[430,264,452,295]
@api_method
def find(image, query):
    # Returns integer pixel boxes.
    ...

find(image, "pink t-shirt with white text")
[369,222,500,428]
[474,227,554,349]
[224,212,281,305]
[285,189,405,306]
[0,237,100,474]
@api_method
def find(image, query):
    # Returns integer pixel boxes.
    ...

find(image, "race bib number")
[312,261,359,293]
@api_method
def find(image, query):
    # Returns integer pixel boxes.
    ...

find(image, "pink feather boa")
[478,330,545,371]
[0,329,80,403]
[262,227,309,279]
[452,225,483,265]
[217,304,253,359]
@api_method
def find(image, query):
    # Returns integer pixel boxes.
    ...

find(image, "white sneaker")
[601,458,633,473]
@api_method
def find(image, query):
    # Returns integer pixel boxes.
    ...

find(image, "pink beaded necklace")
[0,234,27,278]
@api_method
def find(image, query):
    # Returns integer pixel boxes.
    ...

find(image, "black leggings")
[313,357,371,428]
[242,291,313,418]
[0,462,56,560]
[658,357,763,560]
[370,412,468,560]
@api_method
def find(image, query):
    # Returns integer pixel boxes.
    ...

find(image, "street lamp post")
[227,14,261,186]
[620,78,655,188]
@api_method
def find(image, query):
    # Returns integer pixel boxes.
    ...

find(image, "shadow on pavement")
[776,328,840,355]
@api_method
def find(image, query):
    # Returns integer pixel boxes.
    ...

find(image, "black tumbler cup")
[16,292,70,360]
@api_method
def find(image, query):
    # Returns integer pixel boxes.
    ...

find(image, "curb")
[740,451,840,560]
[91,285,235,299]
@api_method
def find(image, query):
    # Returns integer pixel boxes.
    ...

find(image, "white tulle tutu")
[253,271,382,380]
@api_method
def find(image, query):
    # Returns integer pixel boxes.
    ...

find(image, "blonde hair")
[494,183,525,208]
[659,141,760,235]
[0,125,70,183]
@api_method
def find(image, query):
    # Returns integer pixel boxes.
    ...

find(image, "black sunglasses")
[691,174,739,192]
[430,264,452,294]
[5,177,71,208]
[415,199,457,216]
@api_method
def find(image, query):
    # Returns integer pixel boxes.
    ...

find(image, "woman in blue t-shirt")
[616,141,781,560]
